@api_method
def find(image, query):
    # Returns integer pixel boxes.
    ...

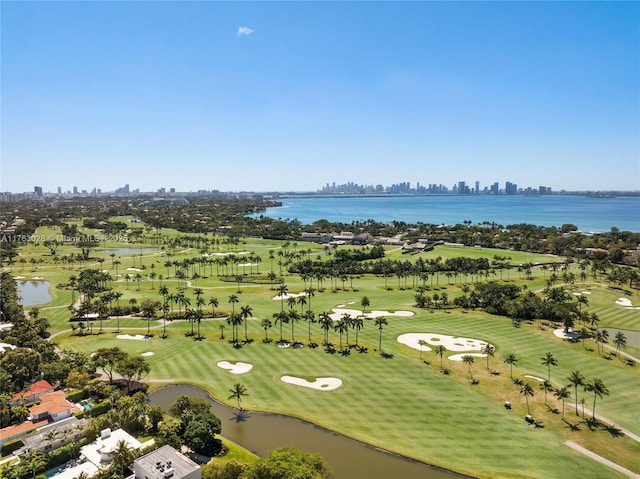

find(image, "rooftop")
[28,391,80,418]
[11,380,54,402]
[80,428,143,466]
[135,445,200,479]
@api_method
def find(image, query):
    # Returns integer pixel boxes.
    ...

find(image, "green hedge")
[1,437,23,454]
[85,401,110,417]
[66,389,87,402]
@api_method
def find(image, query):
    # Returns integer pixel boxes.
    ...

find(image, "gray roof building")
[134,445,201,479]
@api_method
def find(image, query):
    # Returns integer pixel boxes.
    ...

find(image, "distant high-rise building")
[505,182,517,195]
[475,181,480,194]
[34,186,43,196]
[491,182,499,194]
[73,186,78,195]
[170,187,176,194]
[457,181,469,194]
[57,186,62,195]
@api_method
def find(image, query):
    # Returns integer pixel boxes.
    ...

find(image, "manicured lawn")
[55,305,639,478]
[13,228,640,478]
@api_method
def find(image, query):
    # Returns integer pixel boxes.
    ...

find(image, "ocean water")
[254,195,640,232]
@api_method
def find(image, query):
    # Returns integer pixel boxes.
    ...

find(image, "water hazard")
[148,385,466,479]
[17,280,52,306]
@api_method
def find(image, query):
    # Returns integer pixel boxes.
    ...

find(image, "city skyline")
[8,176,636,200]
[2,2,639,192]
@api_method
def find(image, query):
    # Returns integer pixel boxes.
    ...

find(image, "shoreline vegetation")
[1,196,639,479]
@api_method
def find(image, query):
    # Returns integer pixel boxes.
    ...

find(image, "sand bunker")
[448,353,487,362]
[126,267,143,272]
[141,351,154,357]
[207,251,250,256]
[554,328,581,340]
[398,333,490,352]
[273,292,307,300]
[524,375,545,382]
[116,334,150,341]
[32,276,44,280]
[238,263,258,267]
[217,361,253,374]
[281,375,342,391]
[615,297,640,309]
[329,307,414,321]
[398,333,492,362]
[616,297,632,306]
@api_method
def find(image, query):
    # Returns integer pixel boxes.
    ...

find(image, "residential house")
[10,380,55,406]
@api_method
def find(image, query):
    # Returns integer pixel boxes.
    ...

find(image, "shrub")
[85,401,111,417]
[66,389,86,402]
[1,438,24,454]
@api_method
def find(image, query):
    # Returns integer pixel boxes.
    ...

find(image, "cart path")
[565,441,640,478]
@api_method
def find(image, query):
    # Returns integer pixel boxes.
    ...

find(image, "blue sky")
[2,2,638,193]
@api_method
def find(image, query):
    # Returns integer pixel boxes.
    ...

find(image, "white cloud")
[237,26,253,37]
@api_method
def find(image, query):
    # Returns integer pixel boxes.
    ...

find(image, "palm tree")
[141,299,158,336]
[297,295,307,314]
[434,345,446,369]
[567,370,585,417]
[361,296,370,313]
[288,310,300,342]
[273,311,288,342]
[111,440,135,477]
[305,287,315,311]
[318,312,333,344]
[584,378,609,420]
[228,294,239,315]
[261,318,272,342]
[43,429,59,450]
[576,294,589,312]
[209,296,219,317]
[554,386,571,420]
[240,305,253,342]
[375,316,387,352]
[277,284,288,311]
[334,317,348,349]
[418,339,428,359]
[540,352,558,382]
[614,331,627,357]
[228,382,248,410]
[22,449,46,479]
[304,310,315,343]
[520,383,535,415]
[193,308,204,339]
[462,355,475,382]
[539,380,553,406]
[503,353,518,379]
[340,313,352,345]
[351,316,364,347]
[481,344,495,370]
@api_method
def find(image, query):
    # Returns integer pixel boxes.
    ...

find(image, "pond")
[101,247,158,255]
[597,328,640,347]
[17,280,52,306]
[148,385,466,479]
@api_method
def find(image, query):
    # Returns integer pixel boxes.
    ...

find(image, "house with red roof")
[1,387,81,450]
[10,380,55,406]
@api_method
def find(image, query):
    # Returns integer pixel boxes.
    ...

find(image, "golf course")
[4,218,640,479]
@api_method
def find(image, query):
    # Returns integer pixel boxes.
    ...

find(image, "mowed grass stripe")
[54,287,638,477]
